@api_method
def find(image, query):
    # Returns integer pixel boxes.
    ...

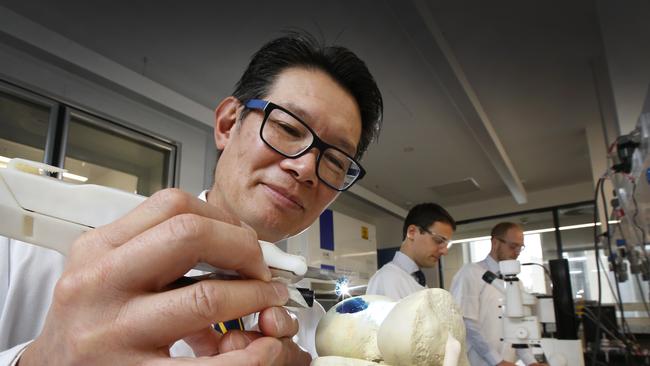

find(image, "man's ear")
[214,96,240,150]
[406,224,418,240]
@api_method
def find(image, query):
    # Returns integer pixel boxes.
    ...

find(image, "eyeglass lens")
[261,108,360,190]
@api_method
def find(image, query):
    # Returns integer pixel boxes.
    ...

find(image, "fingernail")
[263,267,273,282]
[225,332,248,350]
[272,307,287,330]
[271,281,289,303]
[224,334,235,350]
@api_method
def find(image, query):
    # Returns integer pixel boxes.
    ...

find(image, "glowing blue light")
[335,277,350,297]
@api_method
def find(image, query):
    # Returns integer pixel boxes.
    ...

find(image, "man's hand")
[185,306,311,364]
[19,189,302,365]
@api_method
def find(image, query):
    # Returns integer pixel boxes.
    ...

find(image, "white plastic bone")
[313,289,468,366]
[315,295,395,361]
[377,289,467,366]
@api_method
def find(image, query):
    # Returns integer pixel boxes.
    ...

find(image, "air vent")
[429,178,480,197]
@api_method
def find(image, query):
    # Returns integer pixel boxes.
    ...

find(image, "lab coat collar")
[481,254,501,274]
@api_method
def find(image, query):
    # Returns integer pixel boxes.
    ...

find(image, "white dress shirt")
[0,190,324,364]
[450,255,537,366]
[365,251,425,301]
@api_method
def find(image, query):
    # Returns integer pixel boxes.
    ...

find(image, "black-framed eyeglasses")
[419,227,451,247]
[496,237,525,251]
[243,99,365,191]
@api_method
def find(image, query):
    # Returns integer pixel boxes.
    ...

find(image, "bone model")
[314,289,468,366]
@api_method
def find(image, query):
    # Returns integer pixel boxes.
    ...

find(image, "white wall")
[441,244,463,289]
[287,210,377,280]
[329,192,404,250]
[332,212,378,278]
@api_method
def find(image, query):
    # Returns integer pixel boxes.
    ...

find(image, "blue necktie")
[413,270,426,286]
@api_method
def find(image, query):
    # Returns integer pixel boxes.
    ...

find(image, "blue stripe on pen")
[214,318,244,334]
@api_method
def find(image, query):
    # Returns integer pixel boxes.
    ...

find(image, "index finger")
[78,188,271,283]
[92,188,240,250]
[103,214,270,289]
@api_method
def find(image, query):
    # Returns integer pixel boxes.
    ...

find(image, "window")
[0,83,58,167]
[558,203,601,301]
[0,81,177,196]
[560,202,650,319]
[63,110,174,196]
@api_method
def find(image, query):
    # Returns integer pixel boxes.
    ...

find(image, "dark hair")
[402,203,456,240]
[232,31,383,160]
[491,222,523,238]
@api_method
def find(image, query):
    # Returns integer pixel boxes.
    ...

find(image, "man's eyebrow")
[283,101,358,156]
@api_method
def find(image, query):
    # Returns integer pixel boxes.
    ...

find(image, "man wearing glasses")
[450,223,545,366]
[2,32,382,365]
[366,203,455,300]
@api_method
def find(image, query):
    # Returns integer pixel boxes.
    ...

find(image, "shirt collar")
[392,251,420,274]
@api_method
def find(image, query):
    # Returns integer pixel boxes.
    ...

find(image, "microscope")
[482,259,585,366]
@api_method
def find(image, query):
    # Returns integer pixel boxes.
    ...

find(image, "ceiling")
[0,0,604,216]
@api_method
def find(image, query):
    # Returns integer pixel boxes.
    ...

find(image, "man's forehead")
[505,227,524,239]
[431,221,453,234]
[506,227,523,235]
[281,100,358,153]
[264,69,362,155]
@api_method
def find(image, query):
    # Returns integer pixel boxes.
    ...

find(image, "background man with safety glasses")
[366,202,455,300]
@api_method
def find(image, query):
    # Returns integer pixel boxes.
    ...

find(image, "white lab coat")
[0,237,64,365]
[0,191,325,365]
[366,251,424,301]
[449,256,536,366]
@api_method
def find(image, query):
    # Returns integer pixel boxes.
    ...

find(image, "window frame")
[62,107,178,189]
[0,79,179,190]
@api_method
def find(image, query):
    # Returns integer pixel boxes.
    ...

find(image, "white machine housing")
[486,260,585,366]
[497,260,543,347]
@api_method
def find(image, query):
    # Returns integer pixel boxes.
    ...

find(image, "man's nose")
[280,148,319,186]
[440,245,449,255]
